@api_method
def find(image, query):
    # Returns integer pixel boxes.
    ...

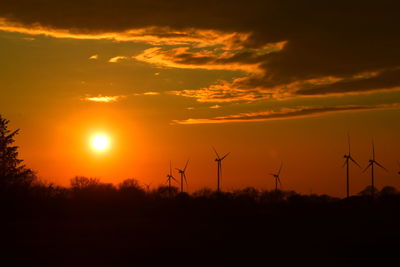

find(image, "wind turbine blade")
[278,162,283,176]
[349,156,362,168]
[342,159,347,168]
[362,162,372,173]
[172,176,178,182]
[372,139,375,161]
[269,173,276,177]
[374,161,388,171]
[212,146,220,159]
[184,159,190,171]
[221,152,230,160]
[278,177,282,185]
[175,168,181,172]
[347,132,351,155]
[184,173,188,186]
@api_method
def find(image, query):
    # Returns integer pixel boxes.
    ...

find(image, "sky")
[1,0,400,197]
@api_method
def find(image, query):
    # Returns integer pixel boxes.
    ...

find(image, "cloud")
[89,54,98,60]
[169,78,273,102]
[1,1,400,99]
[132,91,161,96]
[296,68,400,96]
[210,105,221,109]
[0,18,252,49]
[172,104,400,124]
[142,91,160,96]
[83,95,126,103]
[108,56,127,63]
[134,43,285,73]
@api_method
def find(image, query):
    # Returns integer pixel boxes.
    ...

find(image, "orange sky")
[1,1,400,197]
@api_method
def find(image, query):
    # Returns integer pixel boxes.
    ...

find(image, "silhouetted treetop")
[0,114,35,187]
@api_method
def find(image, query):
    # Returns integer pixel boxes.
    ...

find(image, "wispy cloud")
[169,78,273,103]
[0,18,252,49]
[134,43,285,73]
[89,54,98,60]
[108,56,127,63]
[132,91,161,96]
[210,105,221,109]
[172,104,400,125]
[82,92,160,102]
[83,95,126,103]
[143,91,160,96]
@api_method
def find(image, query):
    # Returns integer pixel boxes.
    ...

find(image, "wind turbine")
[270,162,282,192]
[363,140,387,197]
[176,159,189,193]
[342,134,361,198]
[212,147,230,193]
[166,161,177,196]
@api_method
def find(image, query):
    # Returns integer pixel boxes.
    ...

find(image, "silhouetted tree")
[70,176,100,190]
[0,115,35,188]
[193,187,214,198]
[155,185,179,198]
[358,185,379,197]
[70,176,117,202]
[380,186,398,197]
[232,187,260,203]
[118,178,145,198]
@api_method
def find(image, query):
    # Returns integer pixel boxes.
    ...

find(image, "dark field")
[2,185,400,267]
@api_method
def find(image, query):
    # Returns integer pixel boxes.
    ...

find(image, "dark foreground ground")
[1,193,400,267]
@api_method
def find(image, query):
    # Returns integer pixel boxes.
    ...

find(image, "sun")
[91,134,110,152]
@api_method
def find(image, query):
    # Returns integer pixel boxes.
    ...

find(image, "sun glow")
[91,134,110,152]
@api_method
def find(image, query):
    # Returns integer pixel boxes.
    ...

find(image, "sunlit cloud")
[133,43,285,73]
[89,54,98,60]
[132,91,161,96]
[143,92,160,96]
[83,95,126,103]
[172,104,400,124]
[108,56,128,63]
[169,77,273,103]
[0,18,253,49]
[210,105,221,109]
[169,68,400,103]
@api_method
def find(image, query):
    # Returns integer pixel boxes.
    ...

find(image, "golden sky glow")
[1,1,400,196]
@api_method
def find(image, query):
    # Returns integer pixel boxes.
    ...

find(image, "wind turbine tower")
[176,160,189,193]
[212,147,230,193]
[363,140,387,197]
[270,162,283,192]
[166,161,177,196]
[342,134,361,198]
